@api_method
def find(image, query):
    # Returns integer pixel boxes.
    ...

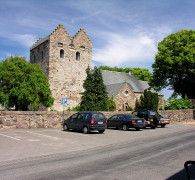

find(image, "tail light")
[106,119,107,124]
[150,118,153,122]
[91,119,94,125]
[132,120,136,124]
[161,120,165,123]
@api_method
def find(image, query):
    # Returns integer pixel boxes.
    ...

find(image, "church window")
[76,52,80,61]
[69,44,74,49]
[41,51,44,59]
[124,90,129,96]
[58,42,63,47]
[80,46,85,51]
[60,49,64,58]
[33,55,36,63]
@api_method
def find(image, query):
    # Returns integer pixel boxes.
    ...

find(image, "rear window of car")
[127,114,138,118]
[149,110,157,116]
[92,113,105,120]
[132,111,138,116]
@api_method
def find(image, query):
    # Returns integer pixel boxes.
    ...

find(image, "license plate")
[138,120,142,123]
[98,122,103,124]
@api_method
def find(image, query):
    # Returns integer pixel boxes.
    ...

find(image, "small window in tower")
[41,51,44,59]
[58,42,63,47]
[33,55,36,63]
[69,44,74,49]
[76,52,80,61]
[60,49,64,58]
[80,46,85,51]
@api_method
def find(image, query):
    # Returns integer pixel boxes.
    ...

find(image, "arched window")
[60,49,64,58]
[123,103,129,111]
[76,52,80,61]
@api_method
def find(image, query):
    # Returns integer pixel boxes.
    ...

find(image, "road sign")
[62,98,67,103]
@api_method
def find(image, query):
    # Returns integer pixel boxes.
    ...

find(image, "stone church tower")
[30,24,92,111]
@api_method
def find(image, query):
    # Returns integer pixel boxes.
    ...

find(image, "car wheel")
[63,124,69,131]
[99,130,105,133]
[161,124,166,128]
[151,125,156,129]
[83,126,88,134]
[122,124,127,131]
[135,127,140,131]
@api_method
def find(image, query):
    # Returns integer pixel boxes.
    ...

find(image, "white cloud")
[10,34,37,47]
[0,33,37,47]
[93,33,157,66]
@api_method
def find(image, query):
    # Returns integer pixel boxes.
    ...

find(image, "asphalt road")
[0,124,195,180]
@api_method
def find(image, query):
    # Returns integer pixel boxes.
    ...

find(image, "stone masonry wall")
[114,83,137,111]
[0,109,194,129]
[30,25,92,111]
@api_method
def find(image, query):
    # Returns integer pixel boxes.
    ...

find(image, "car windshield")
[127,114,138,118]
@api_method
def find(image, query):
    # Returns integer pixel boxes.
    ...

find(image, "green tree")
[98,66,151,81]
[150,30,195,99]
[108,95,117,111]
[135,90,159,110]
[80,66,109,111]
[0,56,54,111]
[165,96,195,110]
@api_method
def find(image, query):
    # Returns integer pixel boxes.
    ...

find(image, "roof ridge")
[100,69,132,76]
[30,36,49,50]
[106,82,126,86]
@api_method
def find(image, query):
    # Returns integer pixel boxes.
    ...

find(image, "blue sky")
[0,0,195,99]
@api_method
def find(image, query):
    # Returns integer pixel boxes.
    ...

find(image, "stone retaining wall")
[0,109,194,129]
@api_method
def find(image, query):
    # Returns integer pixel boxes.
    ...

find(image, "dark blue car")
[107,114,146,131]
[63,112,107,134]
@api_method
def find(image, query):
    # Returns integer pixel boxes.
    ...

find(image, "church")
[30,24,164,111]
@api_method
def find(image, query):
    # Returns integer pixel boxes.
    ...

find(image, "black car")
[107,114,146,131]
[132,110,160,129]
[63,112,107,134]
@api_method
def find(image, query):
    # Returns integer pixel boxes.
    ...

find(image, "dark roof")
[106,82,126,97]
[30,36,49,50]
[101,70,163,97]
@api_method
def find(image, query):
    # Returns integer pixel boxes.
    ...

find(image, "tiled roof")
[30,36,49,50]
[106,82,126,97]
[101,70,163,97]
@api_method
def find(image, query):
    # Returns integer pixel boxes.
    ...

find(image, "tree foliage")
[135,90,159,110]
[0,56,54,110]
[80,66,109,111]
[107,95,117,111]
[98,66,151,81]
[165,97,194,110]
[150,30,195,99]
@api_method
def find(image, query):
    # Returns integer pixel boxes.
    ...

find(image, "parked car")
[63,112,107,134]
[107,114,146,131]
[159,116,171,128]
[132,109,170,128]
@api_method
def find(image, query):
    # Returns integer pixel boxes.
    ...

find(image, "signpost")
[62,98,67,121]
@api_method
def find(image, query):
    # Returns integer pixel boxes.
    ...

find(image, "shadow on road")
[166,164,195,180]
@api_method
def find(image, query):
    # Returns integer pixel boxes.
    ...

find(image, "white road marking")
[0,133,21,141]
[26,131,61,140]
